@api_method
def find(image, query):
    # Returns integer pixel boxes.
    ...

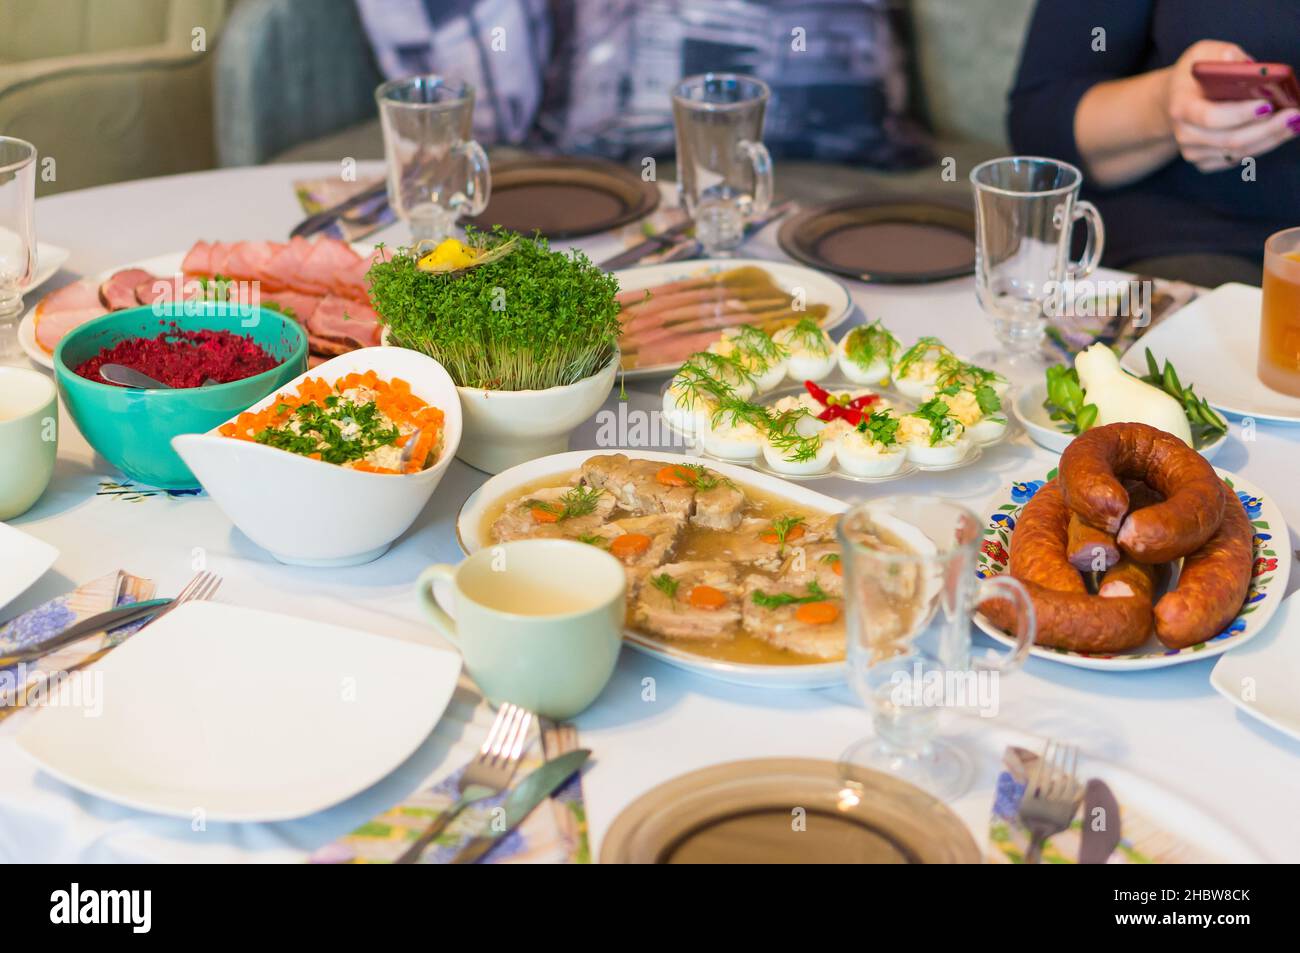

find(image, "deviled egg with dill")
[689,350,757,400]
[892,337,956,399]
[933,356,1010,399]
[898,396,971,467]
[662,363,730,435]
[927,381,1007,444]
[708,324,789,393]
[838,319,900,385]
[836,409,908,478]
[761,408,837,475]
[773,317,836,381]
[701,397,770,461]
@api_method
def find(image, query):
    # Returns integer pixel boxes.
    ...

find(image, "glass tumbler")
[1259,226,1300,397]
[838,496,1035,800]
[376,76,491,244]
[671,73,773,257]
[0,138,36,364]
[970,156,1104,376]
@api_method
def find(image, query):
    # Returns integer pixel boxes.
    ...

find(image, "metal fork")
[1019,739,1084,864]
[0,571,223,721]
[395,702,534,864]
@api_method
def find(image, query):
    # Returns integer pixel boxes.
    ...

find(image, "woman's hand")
[1165,40,1300,173]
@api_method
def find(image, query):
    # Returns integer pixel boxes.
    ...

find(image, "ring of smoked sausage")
[1059,422,1224,564]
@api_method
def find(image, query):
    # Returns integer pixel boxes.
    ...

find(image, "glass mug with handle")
[672,73,774,257]
[0,137,36,363]
[970,156,1104,376]
[837,496,1035,800]
[376,76,491,245]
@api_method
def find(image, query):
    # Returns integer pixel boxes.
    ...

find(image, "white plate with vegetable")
[1015,344,1229,460]
[615,258,854,378]
[1119,282,1300,425]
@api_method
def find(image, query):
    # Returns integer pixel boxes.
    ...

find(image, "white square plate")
[1212,591,1300,743]
[0,523,58,612]
[1121,282,1300,424]
[17,601,461,821]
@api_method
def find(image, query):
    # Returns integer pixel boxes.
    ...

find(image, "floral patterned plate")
[973,467,1291,671]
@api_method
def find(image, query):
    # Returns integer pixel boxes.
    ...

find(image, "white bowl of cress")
[172,346,462,566]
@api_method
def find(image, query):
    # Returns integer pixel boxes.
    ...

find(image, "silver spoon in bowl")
[99,364,219,389]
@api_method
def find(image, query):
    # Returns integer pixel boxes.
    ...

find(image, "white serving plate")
[173,346,462,566]
[1211,590,1300,744]
[973,468,1290,671]
[1120,282,1300,425]
[0,522,58,612]
[1013,380,1226,461]
[616,258,854,379]
[17,600,461,821]
[19,244,374,369]
[456,449,848,689]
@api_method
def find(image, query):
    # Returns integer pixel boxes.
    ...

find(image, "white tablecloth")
[3,164,1298,862]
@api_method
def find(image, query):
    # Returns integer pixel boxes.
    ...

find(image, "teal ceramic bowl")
[54,303,308,489]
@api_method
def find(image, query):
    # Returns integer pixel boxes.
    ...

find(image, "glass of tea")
[1259,226,1300,397]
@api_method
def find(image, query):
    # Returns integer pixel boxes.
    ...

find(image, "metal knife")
[1077,778,1122,864]
[0,597,173,667]
[449,748,591,864]
[289,179,389,239]
[598,199,796,270]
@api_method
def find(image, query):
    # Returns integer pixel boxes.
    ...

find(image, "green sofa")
[0,0,231,196]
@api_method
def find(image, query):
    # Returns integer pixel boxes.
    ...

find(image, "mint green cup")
[0,367,58,519]
[418,539,625,720]
[54,302,307,490]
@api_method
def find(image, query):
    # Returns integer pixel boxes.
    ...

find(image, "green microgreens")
[844,319,899,369]
[751,579,830,609]
[910,398,962,446]
[368,226,620,390]
[855,410,901,447]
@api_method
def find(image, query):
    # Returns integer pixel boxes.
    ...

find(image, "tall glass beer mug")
[1259,226,1300,397]
[970,156,1104,374]
[376,76,491,244]
[0,138,36,363]
[837,497,1035,799]
[671,74,773,256]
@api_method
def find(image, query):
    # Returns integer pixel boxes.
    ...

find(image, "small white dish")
[974,467,1289,671]
[456,448,848,689]
[0,522,58,611]
[1120,282,1300,425]
[17,601,461,821]
[615,258,854,378]
[1013,380,1226,461]
[1211,591,1300,743]
[173,346,462,566]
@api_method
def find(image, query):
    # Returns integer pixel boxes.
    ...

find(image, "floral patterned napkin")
[0,571,156,726]
[293,175,395,243]
[1044,276,1199,360]
[310,718,589,864]
[988,746,1214,864]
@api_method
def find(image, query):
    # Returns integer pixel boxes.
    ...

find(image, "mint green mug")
[417,539,625,720]
[0,367,57,520]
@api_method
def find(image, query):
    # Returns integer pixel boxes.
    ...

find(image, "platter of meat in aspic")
[457,449,852,689]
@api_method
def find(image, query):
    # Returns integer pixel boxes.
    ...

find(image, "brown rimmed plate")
[466,157,660,240]
[778,199,976,284]
[600,758,981,864]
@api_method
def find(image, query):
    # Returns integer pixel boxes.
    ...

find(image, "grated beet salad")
[76,328,279,388]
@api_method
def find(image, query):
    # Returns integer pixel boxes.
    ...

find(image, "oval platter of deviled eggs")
[660,318,1012,482]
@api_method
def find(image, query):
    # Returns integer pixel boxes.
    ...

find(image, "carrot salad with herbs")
[218,371,444,474]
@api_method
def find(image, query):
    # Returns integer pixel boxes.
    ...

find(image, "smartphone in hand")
[1193,61,1300,109]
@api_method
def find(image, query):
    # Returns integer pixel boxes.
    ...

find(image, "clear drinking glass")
[970,156,1104,377]
[376,76,491,244]
[1259,226,1300,396]
[0,138,37,364]
[672,73,773,257]
[838,496,1035,800]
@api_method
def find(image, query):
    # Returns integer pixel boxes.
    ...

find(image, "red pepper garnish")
[804,380,832,404]
[847,393,880,411]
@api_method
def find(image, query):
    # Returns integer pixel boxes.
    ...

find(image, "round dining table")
[2,162,1298,863]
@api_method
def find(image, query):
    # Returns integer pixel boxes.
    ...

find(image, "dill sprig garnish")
[894,336,951,379]
[783,317,831,355]
[844,319,899,368]
[524,485,604,521]
[766,408,822,463]
[751,580,830,609]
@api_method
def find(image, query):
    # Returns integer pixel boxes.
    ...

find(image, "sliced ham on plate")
[98,268,159,311]
[330,245,389,301]
[307,294,382,352]
[135,274,206,306]
[181,240,212,277]
[259,290,322,323]
[296,239,362,296]
[223,240,285,291]
[33,281,106,353]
